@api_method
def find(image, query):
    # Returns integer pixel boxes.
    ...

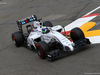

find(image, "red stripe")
[61,31,71,35]
[81,13,99,18]
[70,39,73,42]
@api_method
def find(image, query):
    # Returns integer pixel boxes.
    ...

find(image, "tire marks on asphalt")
[43,14,65,21]
[0,2,7,5]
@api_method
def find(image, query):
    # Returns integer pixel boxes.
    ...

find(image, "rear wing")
[17,15,37,25]
[17,15,37,32]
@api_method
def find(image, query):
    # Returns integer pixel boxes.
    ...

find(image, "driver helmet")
[42,26,49,34]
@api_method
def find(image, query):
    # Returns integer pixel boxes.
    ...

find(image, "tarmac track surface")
[0,0,100,75]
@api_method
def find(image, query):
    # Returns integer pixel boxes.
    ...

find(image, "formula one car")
[12,6,100,60]
[11,15,90,60]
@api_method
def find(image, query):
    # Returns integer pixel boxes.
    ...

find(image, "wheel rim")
[13,40,16,45]
[36,44,44,58]
[12,35,17,47]
[37,49,42,56]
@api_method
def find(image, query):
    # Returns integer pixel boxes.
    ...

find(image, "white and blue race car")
[12,6,100,60]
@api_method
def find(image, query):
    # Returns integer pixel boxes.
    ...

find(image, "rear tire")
[70,27,85,42]
[43,21,53,27]
[36,41,49,59]
[12,31,24,47]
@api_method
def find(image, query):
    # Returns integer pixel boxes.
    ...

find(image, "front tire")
[36,41,49,59]
[12,31,24,47]
[70,27,85,42]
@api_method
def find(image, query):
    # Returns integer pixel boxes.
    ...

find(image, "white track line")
[84,6,100,16]
[63,6,100,32]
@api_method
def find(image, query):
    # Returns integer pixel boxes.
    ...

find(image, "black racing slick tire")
[12,31,24,47]
[43,21,53,27]
[36,41,49,59]
[70,27,85,42]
